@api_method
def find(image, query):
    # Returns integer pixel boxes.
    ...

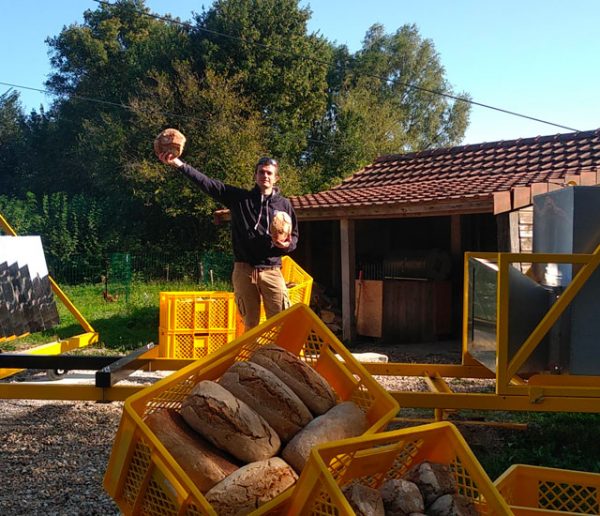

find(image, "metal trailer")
[363,246,600,416]
[0,212,191,401]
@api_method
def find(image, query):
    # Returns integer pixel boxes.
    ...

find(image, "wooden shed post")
[340,218,356,342]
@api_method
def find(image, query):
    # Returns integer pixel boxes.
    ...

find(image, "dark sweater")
[178,163,298,267]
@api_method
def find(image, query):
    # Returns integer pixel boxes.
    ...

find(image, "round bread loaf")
[343,483,385,516]
[153,128,186,158]
[270,211,292,242]
[180,380,280,463]
[218,361,313,442]
[250,344,336,415]
[144,409,239,493]
[379,478,424,515]
[205,457,297,515]
[282,401,368,473]
[403,461,457,507]
[427,493,479,516]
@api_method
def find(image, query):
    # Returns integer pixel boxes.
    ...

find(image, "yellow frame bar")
[0,211,98,385]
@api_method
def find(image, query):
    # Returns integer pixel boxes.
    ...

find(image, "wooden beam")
[293,199,493,221]
[493,191,512,214]
[512,186,531,209]
[339,218,356,342]
[450,215,461,258]
[530,182,548,199]
[509,211,521,253]
[580,171,598,185]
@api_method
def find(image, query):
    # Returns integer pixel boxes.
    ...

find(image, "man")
[158,151,298,330]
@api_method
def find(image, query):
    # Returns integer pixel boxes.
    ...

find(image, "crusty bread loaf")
[180,380,280,463]
[343,483,385,516]
[379,478,424,515]
[404,461,457,507]
[153,128,186,158]
[270,211,292,243]
[205,457,298,515]
[427,493,479,516]
[282,401,368,473]
[144,409,239,493]
[250,344,336,415]
[218,361,313,442]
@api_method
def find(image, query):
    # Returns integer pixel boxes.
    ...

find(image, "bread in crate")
[103,303,399,515]
[277,421,512,516]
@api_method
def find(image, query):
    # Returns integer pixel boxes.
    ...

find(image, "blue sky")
[1,0,598,145]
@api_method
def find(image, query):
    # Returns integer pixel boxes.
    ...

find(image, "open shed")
[289,129,600,342]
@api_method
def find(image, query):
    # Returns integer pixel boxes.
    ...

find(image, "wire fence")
[47,250,234,286]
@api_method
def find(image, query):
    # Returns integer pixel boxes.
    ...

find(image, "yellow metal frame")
[0,212,99,382]
[364,245,600,414]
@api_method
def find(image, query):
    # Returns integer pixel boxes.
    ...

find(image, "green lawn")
[2,279,230,352]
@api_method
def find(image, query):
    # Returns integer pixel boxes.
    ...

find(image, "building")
[290,129,600,342]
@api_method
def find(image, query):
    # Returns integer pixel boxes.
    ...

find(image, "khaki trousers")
[232,262,290,330]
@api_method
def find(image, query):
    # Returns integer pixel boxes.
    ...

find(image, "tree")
[0,90,28,195]
[307,23,470,189]
[192,0,333,162]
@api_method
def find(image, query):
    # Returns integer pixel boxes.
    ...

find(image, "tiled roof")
[291,129,600,216]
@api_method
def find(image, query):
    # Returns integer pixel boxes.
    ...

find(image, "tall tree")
[308,23,470,189]
[192,0,333,162]
[0,90,28,195]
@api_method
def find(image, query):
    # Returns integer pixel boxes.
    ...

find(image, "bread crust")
[180,380,281,463]
[250,344,336,415]
[144,409,239,493]
[219,361,312,442]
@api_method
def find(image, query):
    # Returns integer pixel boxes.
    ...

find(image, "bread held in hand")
[270,211,292,243]
[154,128,186,158]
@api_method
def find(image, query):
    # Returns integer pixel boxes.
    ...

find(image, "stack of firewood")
[310,282,342,337]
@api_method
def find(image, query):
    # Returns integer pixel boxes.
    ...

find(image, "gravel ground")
[0,341,494,516]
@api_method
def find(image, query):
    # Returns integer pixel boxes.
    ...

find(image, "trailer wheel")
[46,368,67,381]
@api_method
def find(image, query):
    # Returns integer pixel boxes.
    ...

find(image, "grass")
[3,280,600,482]
[1,279,231,353]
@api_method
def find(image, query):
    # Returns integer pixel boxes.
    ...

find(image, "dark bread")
[250,344,336,415]
[218,361,313,442]
[205,457,297,515]
[180,380,280,463]
[144,409,239,493]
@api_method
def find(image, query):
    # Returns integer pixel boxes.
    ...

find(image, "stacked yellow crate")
[158,291,236,358]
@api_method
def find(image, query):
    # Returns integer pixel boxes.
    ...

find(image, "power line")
[91,0,580,133]
[0,79,332,148]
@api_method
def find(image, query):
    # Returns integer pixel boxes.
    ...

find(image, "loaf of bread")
[218,361,313,442]
[379,478,424,515]
[180,380,280,463]
[270,211,292,243]
[342,483,384,516]
[205,457,298,515]
[427,493,479,516]
[153,128,186,158]
[282,401,368,473]
[404,461,457,507]
[144,409,239,493]
[250,344,336,415]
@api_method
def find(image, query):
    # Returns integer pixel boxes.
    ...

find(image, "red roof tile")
[291,129,600,215]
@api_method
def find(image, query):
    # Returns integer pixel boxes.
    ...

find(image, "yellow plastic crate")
[158,291,237,357]
[281,255,313,307]
[104,303,399,516]
[260,422,512,516]
[158,329,236,359]
[235,256,314,336]
[495,464,600,515]
[159,291,236,333]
